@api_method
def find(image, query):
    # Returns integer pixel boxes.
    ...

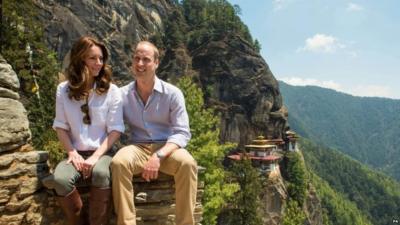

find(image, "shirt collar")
[153,76,163,94]
[131,76,164,94]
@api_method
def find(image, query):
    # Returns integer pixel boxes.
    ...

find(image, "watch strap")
[156,150,166,159]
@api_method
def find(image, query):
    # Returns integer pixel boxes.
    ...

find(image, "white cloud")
[347,3,363,12]
[297,34,346,53]
[280,77,343,91]
[273,0,287,11]
[350,85,393,98]
[280,77,396,99]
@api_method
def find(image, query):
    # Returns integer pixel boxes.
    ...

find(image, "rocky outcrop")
[261,171,288,225]
[304,185,323,225]
[33,0,172,83]
[191,34,288,147]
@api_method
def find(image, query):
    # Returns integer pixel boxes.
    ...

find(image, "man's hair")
[134,41,160,61]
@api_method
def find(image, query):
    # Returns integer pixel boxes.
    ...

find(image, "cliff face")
[34,0,171,83]
[304,185,323,225]
[261,173,288,225]
[190,34,287,146]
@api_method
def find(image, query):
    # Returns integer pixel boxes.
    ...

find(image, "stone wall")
[0,55,31,152]
[0,55,203,225]
[0,54,50,225]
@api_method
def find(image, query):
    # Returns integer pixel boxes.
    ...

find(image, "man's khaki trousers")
[111,143,198,225]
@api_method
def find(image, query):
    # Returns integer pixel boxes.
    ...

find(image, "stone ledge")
[0,151,48,167]
[40,170,204,225]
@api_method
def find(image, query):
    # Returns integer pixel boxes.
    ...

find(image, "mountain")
[301,138,400,225]
[279,81,400,180]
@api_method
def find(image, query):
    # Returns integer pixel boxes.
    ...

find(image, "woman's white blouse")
[53,81,125,151]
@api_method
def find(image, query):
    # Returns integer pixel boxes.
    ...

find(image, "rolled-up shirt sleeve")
[52,83,70,130]
[106,86,125,133]
[167,89,191,148]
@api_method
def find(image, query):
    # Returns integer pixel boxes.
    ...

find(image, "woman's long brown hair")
[66,36,112,100]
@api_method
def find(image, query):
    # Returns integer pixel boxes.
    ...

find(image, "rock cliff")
[34,0,170,83]
[190,34,287,146]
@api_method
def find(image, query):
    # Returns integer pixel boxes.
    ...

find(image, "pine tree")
[177,76,239,225]
[282,200,306,225]
[254,39,262,53]
[182,0,255,50]
[2,0,61,158]
[284,151,308,205]
[221,157,263,225]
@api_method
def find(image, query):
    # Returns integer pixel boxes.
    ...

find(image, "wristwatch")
[156,150,166,159]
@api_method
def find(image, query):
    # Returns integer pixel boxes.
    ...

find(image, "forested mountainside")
[301,138,400,225]
[279,81,400,181]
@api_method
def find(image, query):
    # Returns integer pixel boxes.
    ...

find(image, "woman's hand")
[67,150,85,171]
[82,154,100,179]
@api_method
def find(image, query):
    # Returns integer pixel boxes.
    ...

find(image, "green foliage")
[181,0,257,50]
[220,157,263,225]
[163,7,187,49]
[301,138,400,225]
[282,200,306,225]
[2,0,59,151]
[309,172,372,225]
[282,151,308,206]
[177,76,239,225]
[181,0,208,29]
[279,81,400,181]
[42,130,64,168]
[151,4,187,52]
[254,39,261,53]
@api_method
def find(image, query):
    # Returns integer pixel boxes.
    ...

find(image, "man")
[111,41,198,225]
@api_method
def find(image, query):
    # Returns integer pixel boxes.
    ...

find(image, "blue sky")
[227,0,400,99]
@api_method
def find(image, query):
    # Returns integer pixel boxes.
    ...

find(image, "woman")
[52,36,124,225]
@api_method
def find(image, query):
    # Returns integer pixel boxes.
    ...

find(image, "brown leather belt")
[77,150,94,157]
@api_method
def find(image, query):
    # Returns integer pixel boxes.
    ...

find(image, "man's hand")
[142,154,161,182]
[66,150,85,172]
